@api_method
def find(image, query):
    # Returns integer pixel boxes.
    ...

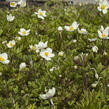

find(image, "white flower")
[50,67,56,72]
[97,0,109,14]
[58,26,63,31]
[65,21,79,32]
[58,51,64,56]
[88,38,97,42]
[91,81,98,87]
[0,72,2,76]
[7,14,15,22]
[92,46,98,53]
[18,0,26,7]
[72,39,77,43]
[40,87,55,99]
[0,53,10,64]
[10,2,17,8]
[107,84,109,87]
[98,25,109,39]
[74,65,78,69]
[19,62,26,70]
[40,48,55,60]
[36,41,48,49]
[18,28,30,36]
[78,28,88,34]
[29,45,36,51]
[2,40,7,44]
[15,37,21,41]
[34,9,46,19]
[7,40,16,48]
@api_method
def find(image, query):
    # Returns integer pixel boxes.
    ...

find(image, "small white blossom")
[19,62,26,70]
[29,45,36,51]
[18,0,26,7]
[92,46,98,53]
[58,26,63,32]
[78,28,88,34]
[7,40,16,48]
[65,21,79,32]
[34,9,46,19]
[18,28,30,36]
[40,48,55,61]
[91,81,98,87]
[97,0,109,14]
[15,37,21,41]
[0,53,10,64]
[40,87,55,99]
[58,51,64,56]
[7,14,15,22]
[88,38,97,42]
[98,25,109,39]
[10,2,17,8]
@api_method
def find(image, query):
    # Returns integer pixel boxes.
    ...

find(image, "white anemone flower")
[97,0,109,14]
[7,14,15,22]
[78,28,88,34]
[18,28,30,36]
[88,38,97,42]
[58,51,64,56]
[0,53,10,64]
[34,9,46,19]
[29,45,36,51]
[10,2,17,8]
[40,87,56,100]
[40,48,55,61]
[98,25,109,39]
[58,26,63,32]
[7,40,16,48]
[36,41,48,49]
[65,21,79,32]
[18,0,26,7]
[92,46,98,53]
[19,62,26,70]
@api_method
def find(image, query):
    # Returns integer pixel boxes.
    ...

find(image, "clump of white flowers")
[7,40,16,48]
[34,9,46,19]
[98,25,109,39]
[92,46,98,53]
[97,0,109,14]
[7,14,15,22]
[65,21,79,32]
[0,53,10,64]
[18,28,30,36]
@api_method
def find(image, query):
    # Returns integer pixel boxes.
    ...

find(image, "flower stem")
[50,99,54,109]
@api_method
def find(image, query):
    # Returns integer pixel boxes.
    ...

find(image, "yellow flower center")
[69,26,74,31]
[31,46,36,50]
[44,52,48,56]
[101,4,106,10]
[101,34,106,38]
[10,43,13,47]
[22,31,26,35]
[0,56,5,62]
[10,2,15,6]
[39,12,43,16]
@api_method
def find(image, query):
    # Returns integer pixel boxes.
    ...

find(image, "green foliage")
[0,2,109,109]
